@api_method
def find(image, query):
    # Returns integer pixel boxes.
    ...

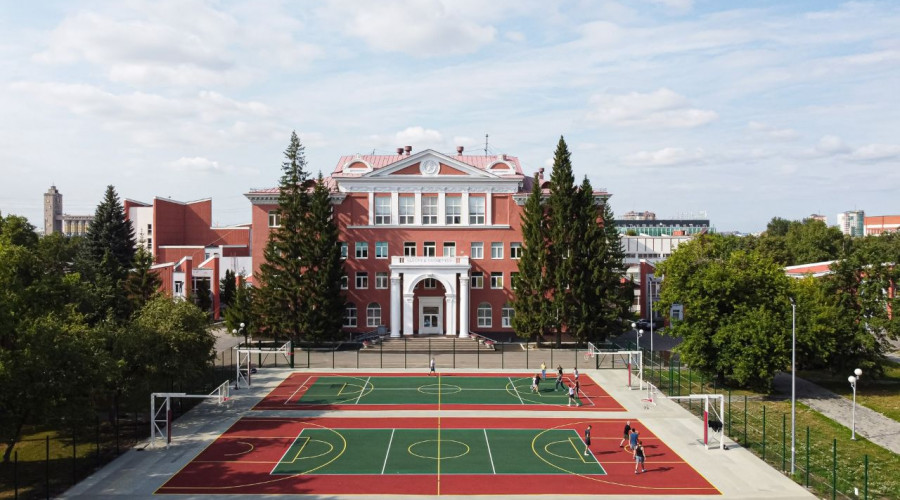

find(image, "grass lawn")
[798,360,900,422]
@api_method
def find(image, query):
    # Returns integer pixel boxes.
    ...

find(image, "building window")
[445,196,461,224]
[423,241,436,257]
[355,242,368,259]
[147,223,152,236]
[491,272,503,289]
[341,275,348,289]
[340,242,348,259]
[443,242,456,257]
[510,242,522,259]
[471,272,484,289]
[502,304,514,328]
[422,196,438,224]
[404,242,416,256]
[510,272,519,289]
[367,303,382,327]
[376,272,388,289]
[375,241,388,259]
[491,242,503,259]
[344,303,357,327]
[374,196,391,225]
[146,238,152,250]
[356,272,369,289]
[471,242,484,259]
[399,197,415,225]
[423,278,437,289]
[469,197,485,224]
[477,303,492,328]
[268,210,281,227]
[174,281,183,294]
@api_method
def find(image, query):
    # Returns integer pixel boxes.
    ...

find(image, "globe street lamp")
[848,368,862,440]
[631,323,643,350]
[233,322,247,346]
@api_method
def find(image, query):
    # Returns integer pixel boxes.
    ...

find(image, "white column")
[461,191,470,226]
[390,192,399,226]
[444,294,456,336]
[438,192,446,226]
[458,275,470,338]
[485,191,493,226]
[367,192,374,226]
[390,275,402,338]
[403,293,415,336]
[414,191,422,225]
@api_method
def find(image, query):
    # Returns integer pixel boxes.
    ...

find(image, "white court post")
[615,350,644,390]
[234,340,292,389]
[150,380,231,448]
[668,394,726,450]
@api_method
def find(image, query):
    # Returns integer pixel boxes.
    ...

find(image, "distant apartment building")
[807,214,827,224]
[864,215,900,236]
[837,210,865,237]
[43,185,94,237]
[615,211,712,237]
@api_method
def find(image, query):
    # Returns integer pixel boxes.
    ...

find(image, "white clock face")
[421,159,439,175]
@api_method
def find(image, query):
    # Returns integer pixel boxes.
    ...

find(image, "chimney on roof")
[396,147,404,155]
[404,145,412,155]
[457,146,464,155]
[537,167,545,181]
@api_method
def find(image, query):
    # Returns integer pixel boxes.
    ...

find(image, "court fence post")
[404,338,407,369]
[782,413,786,472]
[831,439,836,500]
[452,338,456,369]
[864,454,868,500]
[744,395,748,446]
[762,405,766,461]
[356,347,359,369]
[13,450,17,499]
[477,340,480,369]
[45,435,49,499]
[805,426,810,488]
[727,390,732,436]
[380,341,383,369]
[72,432,77,486]
[332,348,335,369]
[501,342,504,369]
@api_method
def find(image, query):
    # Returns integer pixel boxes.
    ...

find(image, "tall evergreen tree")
[76,185,136,323]
[592,188,631,341]
[219,269,237,309]
[545,137,579,345]
[255,132,311,342]
[225,275,256,341]
[512,174,549,340]
[124,243,161,312]
[298,173,346,343]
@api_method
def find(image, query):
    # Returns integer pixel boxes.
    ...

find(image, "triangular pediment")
[367,150,500,179]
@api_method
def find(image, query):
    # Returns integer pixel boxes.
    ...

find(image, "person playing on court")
[532,373,542,392]
[567,383,579,406]
[429,357,436,376]
[628,427,639,452]
[573,367,579,382]
[619,420,632,448]
[584,425,592,456]
[541,361,547,380]
[633,440,646,473]
[555,367,565,391]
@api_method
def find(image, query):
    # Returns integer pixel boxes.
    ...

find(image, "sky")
[1,0,898,233]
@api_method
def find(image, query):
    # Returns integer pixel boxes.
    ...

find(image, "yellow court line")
[568,437,590,463]
[437,372,441,496]
[290,436,310,463]
[336,382,347,396]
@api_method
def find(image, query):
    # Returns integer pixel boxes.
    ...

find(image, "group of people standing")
[533,363,581,407]
[580,420,646,474]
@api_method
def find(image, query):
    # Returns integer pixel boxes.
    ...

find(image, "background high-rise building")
[43,185,93,237]
[837,210,865,237]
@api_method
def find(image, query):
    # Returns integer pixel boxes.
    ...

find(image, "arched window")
[477,302,492,328]
[344,303,357,328]
[367,302,382,327]
[501,303,514,328]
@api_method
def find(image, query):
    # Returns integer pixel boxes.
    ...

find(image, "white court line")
[271,429,306,475]
[508,377,525,404]
[381,429,395,474]
[355,377,372,405]
[285,376,312,405]
[484,429,496,474]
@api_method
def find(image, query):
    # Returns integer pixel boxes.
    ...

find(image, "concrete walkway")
[772,372,900,455]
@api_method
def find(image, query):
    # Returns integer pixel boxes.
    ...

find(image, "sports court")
[156,416,718,496]
[254,372,624,411]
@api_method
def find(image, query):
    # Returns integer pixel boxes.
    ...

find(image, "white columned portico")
[390,275,402,337]
[403,293,415,336]
[444,294,456,337]
[458,275,470,338]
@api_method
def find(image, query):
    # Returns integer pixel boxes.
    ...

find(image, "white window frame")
[341,275,349,289]
[356,272,369,289]
[502,305,514,328]
[490,272,503,289]
[422,196,438,225]
[445,196,461,224]
[268,210,281,227]
[340,242,348,259]
[404,242,416,256]
[375,272,388,289]
[510,242,522,259]
[366,303,382,327]
[374,196,391,225]
[477,303,492,328]
[344,303,357,328]
[375,241,388,259]
[470,242,484,260]
[491,242,503,259]
[469,197,485,225]
[471,272,484,289]
[443,241,456,257]
[423,278,437,289]
[355,242,368,259]
[423,241,436,257]
[399,197,415,225]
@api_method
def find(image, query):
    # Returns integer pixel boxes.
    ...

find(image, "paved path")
[772,372,900,455]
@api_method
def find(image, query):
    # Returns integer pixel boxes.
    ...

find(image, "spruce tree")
[219,269,237,309]
[512,175,549,340]
[124,243,162,312]
[255,132,310,342]
[567,177,597,343]
[545,137,579,346]
[594,192,631,341]
[298,173,346,343]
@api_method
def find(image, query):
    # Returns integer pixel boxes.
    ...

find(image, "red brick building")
[124,197,251,319]
[246,147,610,338]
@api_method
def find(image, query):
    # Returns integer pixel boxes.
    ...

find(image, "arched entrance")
[389,256,471,338]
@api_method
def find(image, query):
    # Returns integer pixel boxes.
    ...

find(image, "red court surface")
[253,372,627,411]
[157,416,719,496]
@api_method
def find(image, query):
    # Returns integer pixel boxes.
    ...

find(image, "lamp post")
[648,276,655,355]
[630,323,643,350]
[848,368,862,440]
[789,297,796,475]
[233,322,247,346]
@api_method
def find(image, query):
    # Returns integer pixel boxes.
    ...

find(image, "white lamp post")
[233,322,247,346]
[789,297,796,475]
[648,276,655,355]
[848,368,862,440]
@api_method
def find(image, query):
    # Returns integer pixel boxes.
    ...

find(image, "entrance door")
[419,297,443,334]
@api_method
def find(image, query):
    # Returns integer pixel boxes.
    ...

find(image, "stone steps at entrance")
[368,336,496,353]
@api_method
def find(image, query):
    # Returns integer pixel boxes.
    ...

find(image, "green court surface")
[292,375,598,407]
[272,427,606,476]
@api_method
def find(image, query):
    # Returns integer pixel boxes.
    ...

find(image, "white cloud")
[623,147,705,166]
[747,121,800,141]
[318,0,497,57]
[849,144,900,162]
[647,0,694,12]
[816,135,851,155]
[585,88,717,128]
[167,156,225,173]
